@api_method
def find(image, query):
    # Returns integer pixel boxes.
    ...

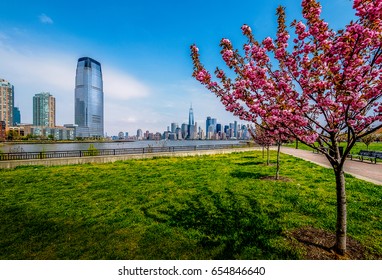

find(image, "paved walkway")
[281,147,382,185]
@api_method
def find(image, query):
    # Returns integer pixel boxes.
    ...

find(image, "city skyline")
[0,0,356,135]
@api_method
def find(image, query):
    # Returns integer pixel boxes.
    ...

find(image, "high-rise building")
[33,92,56,127]
[211,118,217,133]
[13,107,21,125]
[216,123,222,133]
[75,57,104,138]
[188,105,194,126]
[171,122,178,133]
[206,116,212,138]
[188,105,195,139]
[175,126,182,140]
[137,129,143,140]
[0,79,14,128]
[181,123,188,139]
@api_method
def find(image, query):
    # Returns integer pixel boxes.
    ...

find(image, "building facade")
[0,120,6,141]
[75,57,104,138]
[19,125,74,140]
[0,79,14,128]
[33,92,56,127]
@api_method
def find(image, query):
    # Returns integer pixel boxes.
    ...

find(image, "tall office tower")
[216,123,222,133]
[207,124,215,139]
[137,129,143,140]
[0,79,14,128]
[188,105,194,126]
[181,123,188,139]
[211,118,217,133]
[234,120,238,138]
[224,125,229,134]
[171,122,178,133]
[75,57,104,138]
[33,92,56,127]
[13,107,21,125]
[188,105,195,139]
[175,126,182,140]
[206,116,212,138]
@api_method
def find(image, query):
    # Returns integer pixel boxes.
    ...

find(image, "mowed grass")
[0,151,381,259]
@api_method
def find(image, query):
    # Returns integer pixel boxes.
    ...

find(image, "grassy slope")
[0,151,381,259]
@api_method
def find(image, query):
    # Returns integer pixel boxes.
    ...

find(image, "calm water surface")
[0,140,241,153]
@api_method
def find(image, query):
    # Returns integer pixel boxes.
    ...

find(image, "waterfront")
[0,140,241,153]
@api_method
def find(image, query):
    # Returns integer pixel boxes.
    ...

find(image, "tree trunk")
[266,146,270,165]
[262,146,265,158]
[295,139,299,149]
[334,166,347,255]
[275,142,281,180]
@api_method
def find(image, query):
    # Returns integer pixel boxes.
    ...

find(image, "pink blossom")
[262,37,275,51]
[221,38,231,46]
[241,24,252,35]
[222,49,234,63]
[195,69,211,84]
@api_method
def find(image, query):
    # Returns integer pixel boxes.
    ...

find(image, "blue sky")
[0,0,355,136]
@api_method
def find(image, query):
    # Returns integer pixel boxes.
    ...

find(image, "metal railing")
[0,143,247,161]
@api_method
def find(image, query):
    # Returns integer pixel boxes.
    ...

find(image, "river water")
[0,140,241,153]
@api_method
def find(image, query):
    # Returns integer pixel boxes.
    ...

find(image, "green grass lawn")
[0,151,381,259]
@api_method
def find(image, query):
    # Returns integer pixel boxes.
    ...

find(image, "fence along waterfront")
[0,143,245,161]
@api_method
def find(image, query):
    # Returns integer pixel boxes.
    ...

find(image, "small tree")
[248,125,274,165]
[248,124,293,180]
[191,0,382,255]
[361,132,376,150]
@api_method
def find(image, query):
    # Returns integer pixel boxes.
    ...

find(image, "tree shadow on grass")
[165,189,298,259]
[0,205,129,259]
[0,205,64,259]
[230,170,266,180]
[236,161,264,166]
[242,156,260,159]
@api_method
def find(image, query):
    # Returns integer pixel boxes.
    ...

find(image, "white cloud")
[102,66,150,100]
[39,14,54,24]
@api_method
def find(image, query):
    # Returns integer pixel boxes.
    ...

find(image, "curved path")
[281,147,382,186]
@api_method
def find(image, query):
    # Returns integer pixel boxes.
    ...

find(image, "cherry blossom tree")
[248,124,292,179]
[191,0,382,255]
[248,124,274,165]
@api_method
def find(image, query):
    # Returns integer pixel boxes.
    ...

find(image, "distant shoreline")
[0,139,244,145]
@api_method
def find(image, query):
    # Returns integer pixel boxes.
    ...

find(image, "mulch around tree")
[287,226,371,260]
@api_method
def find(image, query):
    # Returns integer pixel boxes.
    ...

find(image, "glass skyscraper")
[13,107,21,125]
[188,105,194,126]
[33,92,56,127]
[75,57,104,138]
[188,105,195,139]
